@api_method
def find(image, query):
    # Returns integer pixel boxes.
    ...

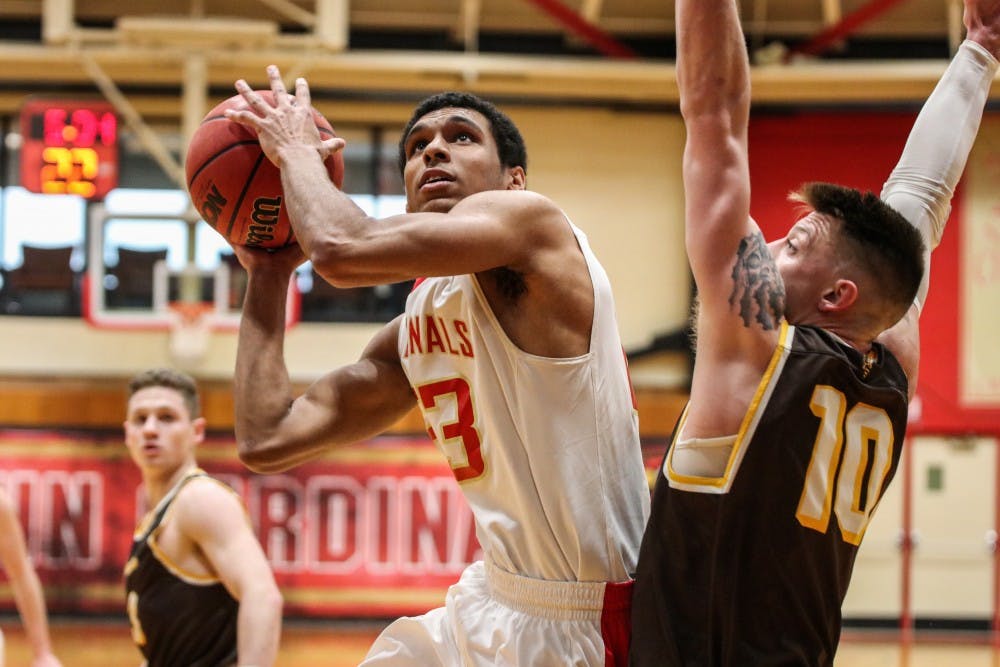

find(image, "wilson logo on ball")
[245,196,283,248]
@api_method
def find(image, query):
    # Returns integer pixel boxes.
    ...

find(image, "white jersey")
[397,222,649,583]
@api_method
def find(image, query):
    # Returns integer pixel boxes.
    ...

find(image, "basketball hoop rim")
[167,300,216,323]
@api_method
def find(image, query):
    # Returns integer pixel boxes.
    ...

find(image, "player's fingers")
[319,137,346,159]
[295,77,312,108]
[224,108,261,130]
[235,80,271,117]
[267,65,291,106]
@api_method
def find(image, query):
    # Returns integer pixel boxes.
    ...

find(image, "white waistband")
[484,557,607,621]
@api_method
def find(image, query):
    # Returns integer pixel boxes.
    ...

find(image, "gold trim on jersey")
[137,471,239,587]
[132,467,207,540]
[146,535,222,586]
[665,321,795,494]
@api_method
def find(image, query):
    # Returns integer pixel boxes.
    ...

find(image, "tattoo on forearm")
[728,232,785,330]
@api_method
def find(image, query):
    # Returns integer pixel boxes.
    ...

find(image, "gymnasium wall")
[748,111,1000,434]
[0,105,691,382]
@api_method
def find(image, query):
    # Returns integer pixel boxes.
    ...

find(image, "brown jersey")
[124,471,239,667]
[630,323,909,667]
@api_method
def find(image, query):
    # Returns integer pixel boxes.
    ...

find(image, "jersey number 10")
[796,385,896,546]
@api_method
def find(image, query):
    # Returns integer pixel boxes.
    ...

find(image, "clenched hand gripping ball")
[185,91,345,249]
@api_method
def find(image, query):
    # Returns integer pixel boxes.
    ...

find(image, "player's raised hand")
[226,66,345,167]
[290,75,346,160]
[965,0,1000,56]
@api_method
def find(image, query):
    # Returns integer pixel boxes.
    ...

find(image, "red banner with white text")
[0,429,481,618]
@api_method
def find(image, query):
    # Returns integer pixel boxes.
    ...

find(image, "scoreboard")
[19,99,118,200]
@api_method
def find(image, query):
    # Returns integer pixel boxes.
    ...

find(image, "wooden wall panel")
[0,377,685,438]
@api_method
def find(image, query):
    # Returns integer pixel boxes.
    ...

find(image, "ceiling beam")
[455,0,482,52]
[580,0,603,24]
[41,0,75,44]
[947,0,963,54]
[1,40,991,117]
[787,0,910,59]
[16,5,954,38]
[253,0,316,28]
[821,0,843,25]
[520,0,638,59]
[314,0,348,51]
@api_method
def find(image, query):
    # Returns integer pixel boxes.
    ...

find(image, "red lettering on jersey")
[404,315,475,358]
[454,319,474,358]
[407,317,423,357]
[425,315,447,353]
[437,317,462,355]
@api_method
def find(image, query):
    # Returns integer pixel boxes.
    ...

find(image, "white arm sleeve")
[881,39,998,312]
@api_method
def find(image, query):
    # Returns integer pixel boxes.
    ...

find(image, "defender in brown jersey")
[630,1,1000,665]
[123,369,282,666]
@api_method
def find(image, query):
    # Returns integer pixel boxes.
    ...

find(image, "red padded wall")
[747,110,1000,434]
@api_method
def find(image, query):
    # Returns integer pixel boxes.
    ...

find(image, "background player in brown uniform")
[123,368,282,666]
[630,0,1000,665]
[0,487,62,667]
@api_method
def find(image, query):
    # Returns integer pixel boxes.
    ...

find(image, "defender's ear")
[506,166,526,191]
[191,416,207,445]
[818,279,858,313]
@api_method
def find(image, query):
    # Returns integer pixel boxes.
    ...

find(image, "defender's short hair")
[791,182,926,328]
[127,368,201,419]
[398,92,527,175]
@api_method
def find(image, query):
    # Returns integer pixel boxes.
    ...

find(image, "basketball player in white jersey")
[225,70,650,665]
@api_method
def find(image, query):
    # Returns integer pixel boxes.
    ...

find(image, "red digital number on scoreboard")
[19,99,119,200]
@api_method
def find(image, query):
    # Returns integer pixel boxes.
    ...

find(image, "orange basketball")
[185,91,345,249]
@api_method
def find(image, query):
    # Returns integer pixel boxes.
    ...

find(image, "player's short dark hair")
[791,182,925,329]
[127,368,201,419]
[398,92,527,175]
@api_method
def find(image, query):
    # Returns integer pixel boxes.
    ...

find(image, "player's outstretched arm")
[881,2,999,310]
[176,479,283,667]
[677,0,753,280]
[677,1,777,356]
[0,490,62,667]
[877,0,1000,392]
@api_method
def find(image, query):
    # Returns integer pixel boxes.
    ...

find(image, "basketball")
[185,91,345,249]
